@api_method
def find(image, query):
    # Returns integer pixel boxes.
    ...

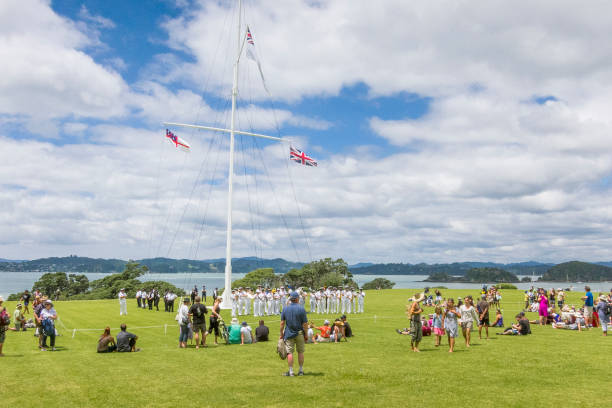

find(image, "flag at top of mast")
[245,25,269,93]
[290,146,318,167]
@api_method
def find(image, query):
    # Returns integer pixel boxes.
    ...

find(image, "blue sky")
[2,0,612,264]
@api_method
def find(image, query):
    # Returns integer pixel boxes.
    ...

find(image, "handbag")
[277,338,288,360]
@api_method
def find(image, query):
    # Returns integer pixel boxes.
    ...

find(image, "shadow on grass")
[1,354,25,358]
[303,372,325,376]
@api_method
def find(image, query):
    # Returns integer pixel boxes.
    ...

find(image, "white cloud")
[0,0,128,129]
[2,0,612,264]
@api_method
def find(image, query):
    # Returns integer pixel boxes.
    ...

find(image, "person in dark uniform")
[201,286,207,303]
[191,286,198,304]
[153,289,160,311]
[146,289,152,310]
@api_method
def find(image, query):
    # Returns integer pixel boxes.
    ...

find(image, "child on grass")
[433,306,444,347]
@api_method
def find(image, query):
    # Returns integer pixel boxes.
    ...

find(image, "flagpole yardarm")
[162,122,288,143]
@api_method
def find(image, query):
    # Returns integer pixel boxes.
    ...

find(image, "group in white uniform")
[230,287,290,318]
[304,287,365,315]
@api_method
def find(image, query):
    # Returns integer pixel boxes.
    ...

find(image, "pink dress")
[539,295,548,317]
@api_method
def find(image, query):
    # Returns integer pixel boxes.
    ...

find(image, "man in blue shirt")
[280,291,308,376]
[581,286,594,329]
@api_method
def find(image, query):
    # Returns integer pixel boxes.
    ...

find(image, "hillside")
[425,267,519,283]
[350,262,551,276]
[540,261,612,282]
[0,256,303,275]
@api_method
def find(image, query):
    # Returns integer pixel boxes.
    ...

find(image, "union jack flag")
[165,129,191,152]
[290,146,317,167]
[246,27,255,45]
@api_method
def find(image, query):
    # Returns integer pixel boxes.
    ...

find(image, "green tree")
[362,277,395,290]
[67,274,89,296]
[32,272,69,296]
[232,268,280,289]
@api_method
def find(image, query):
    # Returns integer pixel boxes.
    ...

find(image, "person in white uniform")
[358,289,365,313]
[246,288,253,316]
[118,288,128,315]
[253,289,260,317]
[258,291,266,316]
[309,291,316,313]
[231,290,239,317]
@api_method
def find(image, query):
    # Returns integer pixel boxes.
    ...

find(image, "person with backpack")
[0,296,9,356]
[595,296,611,336]
[189,296,208,349]
[39,300,58,351]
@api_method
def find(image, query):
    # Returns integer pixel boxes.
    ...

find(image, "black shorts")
[193,322,207,333]
[479,316,490,326]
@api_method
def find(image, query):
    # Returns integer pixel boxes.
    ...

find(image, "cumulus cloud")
[0,0,128,130]
[2,0,612,264]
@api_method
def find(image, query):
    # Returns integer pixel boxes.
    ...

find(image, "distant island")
[351,261,553,276]
[540,261,612,282]
[424,267,519,283]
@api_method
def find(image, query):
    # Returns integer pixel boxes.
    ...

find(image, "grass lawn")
[1,288,610,407]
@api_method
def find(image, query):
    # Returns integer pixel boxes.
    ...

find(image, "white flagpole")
[221,0,242,310]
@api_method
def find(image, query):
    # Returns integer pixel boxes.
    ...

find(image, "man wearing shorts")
[189,296,208,349]
[477,294,490,339]
[581,286,594,329]
[280,291,308,377]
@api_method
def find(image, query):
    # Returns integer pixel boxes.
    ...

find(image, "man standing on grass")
[280,291,308,377]
[477,294,490,339]
[118,288,128,316]
[189,296,208,349]
[582,286,594,329]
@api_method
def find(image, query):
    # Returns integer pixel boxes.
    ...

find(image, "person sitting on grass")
[498,314,530,335]
[12,304,26,331]
[255,320,269,342]
[330,319,343,342]
[97,327,117,353]
[490,309,504,327]
[315,320,332,342]
[228,318,242,344]
[240,321,253,345]
[340,315,352,338]
[116,324,139,352]
[306,323,315,343]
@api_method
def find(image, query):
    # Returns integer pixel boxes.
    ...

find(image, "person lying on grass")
[497,314,530,335]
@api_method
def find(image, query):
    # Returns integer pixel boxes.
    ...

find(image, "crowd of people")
[397,285,612,353]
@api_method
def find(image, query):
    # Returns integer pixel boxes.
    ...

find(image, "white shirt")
[240,326,253,343]
[118,291,127,301]
[177,304,189,323]
[40,307,56,320]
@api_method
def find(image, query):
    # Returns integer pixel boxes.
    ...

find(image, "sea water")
[1,271,610,299]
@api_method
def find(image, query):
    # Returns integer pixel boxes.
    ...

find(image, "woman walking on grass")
[407,293,425,352]
[443,298,460,353]
[538,288,549,326]
[459,296,479,347]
